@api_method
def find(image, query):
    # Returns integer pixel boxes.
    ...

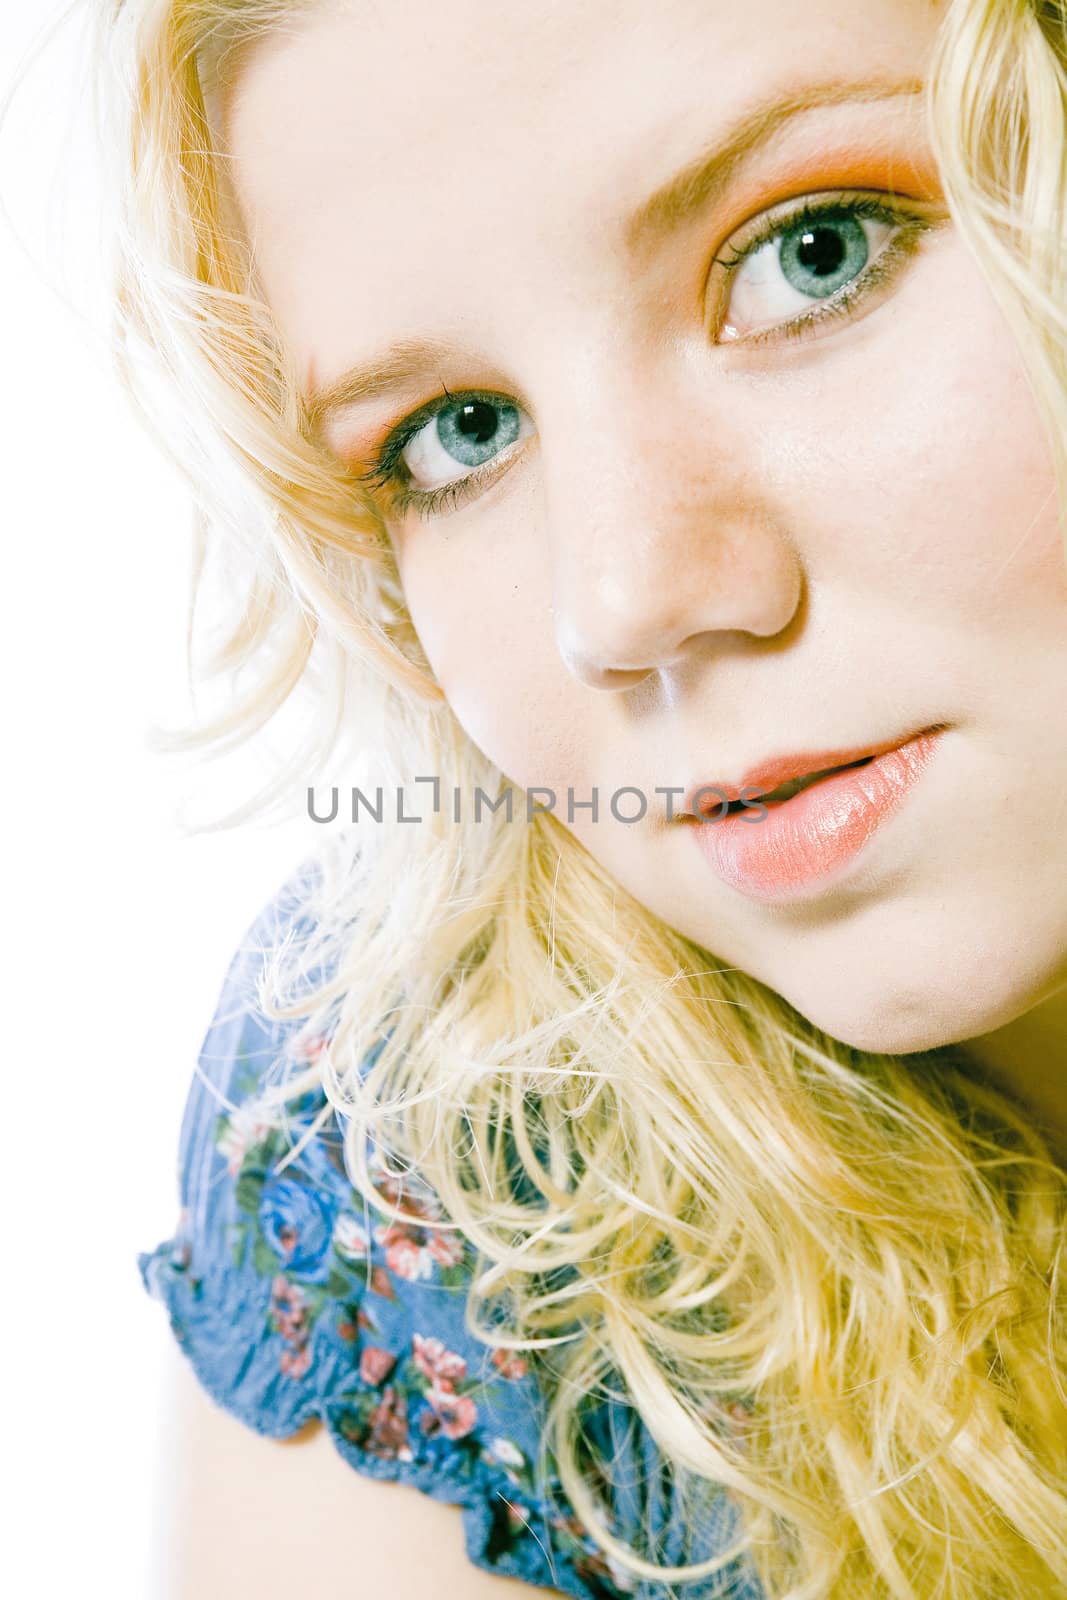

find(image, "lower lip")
[688,729,944,901]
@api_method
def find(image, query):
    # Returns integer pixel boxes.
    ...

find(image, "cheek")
[396,516,574,782]
[762,236,1064,619]
[394,233,1066,785]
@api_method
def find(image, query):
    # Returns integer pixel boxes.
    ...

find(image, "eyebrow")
[625,74,925,254]
[304,73,925,435]
[305,337,461,438]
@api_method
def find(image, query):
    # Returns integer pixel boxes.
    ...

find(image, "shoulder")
[163,1342,572,1599]
[139,856,653,1599]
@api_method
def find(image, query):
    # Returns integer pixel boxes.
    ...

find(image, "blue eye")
[353,193,941,521]
[714,192,940,344]
[356,390,534,520]
[407,397,524,475]
[778,213,870,299]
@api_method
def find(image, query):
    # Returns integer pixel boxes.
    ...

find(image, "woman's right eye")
[402,396,531,488]
[358,392,535,519]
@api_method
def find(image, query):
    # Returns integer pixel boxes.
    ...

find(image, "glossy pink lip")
[687,727,946,900]
[683,727,944,815]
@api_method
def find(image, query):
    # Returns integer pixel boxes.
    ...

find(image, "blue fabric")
[138,861,766,1600]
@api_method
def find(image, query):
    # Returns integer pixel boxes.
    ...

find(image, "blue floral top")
[138,862,766,1600]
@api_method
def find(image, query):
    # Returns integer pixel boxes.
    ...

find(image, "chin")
[790,980,1008,1060]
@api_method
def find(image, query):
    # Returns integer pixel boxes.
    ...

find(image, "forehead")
[221,0,941,414]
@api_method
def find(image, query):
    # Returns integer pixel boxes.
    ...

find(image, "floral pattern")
[137,878,767,1600]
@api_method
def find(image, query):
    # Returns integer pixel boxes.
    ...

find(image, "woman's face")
[225,0,1067,1058]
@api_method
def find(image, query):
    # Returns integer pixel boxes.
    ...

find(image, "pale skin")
[167,0,1067,1590]
[161,1349,560,1596]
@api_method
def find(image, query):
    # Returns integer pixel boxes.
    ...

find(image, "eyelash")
[354,191,936,521]
[354,384,520,521]
[710,191,932,345]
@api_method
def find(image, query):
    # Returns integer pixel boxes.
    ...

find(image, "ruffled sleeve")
[139,862,727,1598]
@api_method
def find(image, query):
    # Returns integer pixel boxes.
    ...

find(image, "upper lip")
[682,727,941,818]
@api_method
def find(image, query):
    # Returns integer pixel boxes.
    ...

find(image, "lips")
[683,728,944,819]
[688,728,946,898]
[751,755,875,806]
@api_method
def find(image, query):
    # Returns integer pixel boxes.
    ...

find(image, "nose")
[544,389,804,691]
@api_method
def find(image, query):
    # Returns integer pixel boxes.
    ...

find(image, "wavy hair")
[93,1,1067,1595]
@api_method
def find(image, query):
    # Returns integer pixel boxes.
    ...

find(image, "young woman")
[102,0,1067,1594]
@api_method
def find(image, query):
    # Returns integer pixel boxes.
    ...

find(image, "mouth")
[683,726,948,821]
[725,755,877,812]
[686,727,947,898]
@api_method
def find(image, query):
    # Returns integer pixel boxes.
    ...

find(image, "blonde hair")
[94,1,1067,1595]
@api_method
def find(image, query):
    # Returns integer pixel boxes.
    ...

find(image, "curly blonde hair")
[94,1,1067,1594]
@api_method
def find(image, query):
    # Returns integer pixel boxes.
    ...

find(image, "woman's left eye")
[711,192,940,345]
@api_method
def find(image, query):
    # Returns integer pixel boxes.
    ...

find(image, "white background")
[2,5,319,1594]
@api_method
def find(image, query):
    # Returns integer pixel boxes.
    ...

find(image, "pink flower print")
[332,1214,371,1261]
[216,1100,273,1176]
[401,1189,443,1224]
[359,1346,398,1387]
[270,1274,309,1336]
[367,1145,444,1221]
[427,1384,478,1441]
[490,1348,529,1380]
[269,1274,312,1379]
[379,1227,434,1282]
[426,1230,466,1268]
[504,1500,531,1535]
[279,1343,311,1380]
[369,1266,396,1301]
[551,1512,590,1541]
[412,1333,468,1389]
[366,1384,411,1460]
[485,1436,526,1472]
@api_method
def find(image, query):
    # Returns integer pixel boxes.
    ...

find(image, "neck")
[950,981,1067,1171]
